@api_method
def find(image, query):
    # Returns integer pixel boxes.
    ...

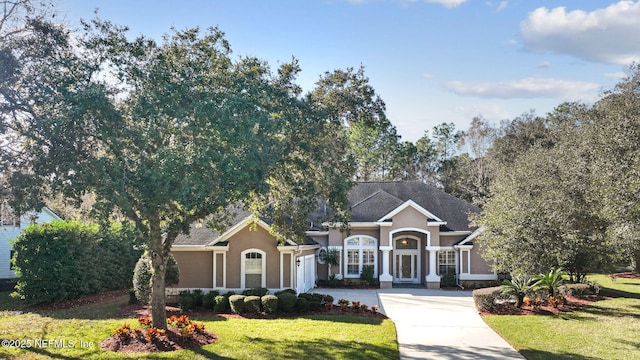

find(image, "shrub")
[202,290,219,310]
[360,265,376,286]
[500,276,537,308]
[242,287,269,297]
[322,294,334,304]
[295,297,310,312]
[178,290,196,311]
[261,295,278,314]
[472,286,502,311]
[192,289,204,307]
[128,288,138,305]
[274,288,296,296]
[441,273,456,287]
[229,295,246,314]
[276,292,297,313]
[133,252,180,305]
[559,283,599,296]
[244,295,262,314]
[11,221,142,303]
[534,268,566,297]
[214,295,228,313]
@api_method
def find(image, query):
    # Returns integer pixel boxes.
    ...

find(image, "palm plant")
[535,267,566,298]
[500,276,537,308]
[324,248,340,278]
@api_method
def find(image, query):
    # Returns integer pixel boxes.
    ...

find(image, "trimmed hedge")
[277,292,297,313]
[472,286,502,311]
[12,221,141,303]
[229,295,246,314]
[214,295,228,313]
[132,252,180,305]
[262,295,278,314]
[242,287,269,297]
[244,295,262,314]
[559,283,600,296]
[203,290,219,310]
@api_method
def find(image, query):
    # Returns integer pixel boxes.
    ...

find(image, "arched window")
[344,235,377,278]
[241,249,266,288]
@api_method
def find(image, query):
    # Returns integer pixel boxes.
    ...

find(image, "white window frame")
[241,248,266,289]
[438,249,456,275]
[343,235,378,279]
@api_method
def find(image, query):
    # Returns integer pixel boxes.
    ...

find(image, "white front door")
[393,237,420,283]
[394,252,419,283]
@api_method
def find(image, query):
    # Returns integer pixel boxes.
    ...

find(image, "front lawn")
[484,274,640,360]
[0,292,398,359]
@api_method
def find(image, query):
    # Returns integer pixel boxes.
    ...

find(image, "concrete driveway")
[317,288,524,360]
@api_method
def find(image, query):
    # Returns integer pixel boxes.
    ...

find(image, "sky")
[58,0,640,142]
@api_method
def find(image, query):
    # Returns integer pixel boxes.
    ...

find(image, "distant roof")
[173,208,252,246]
[348,182,480,232]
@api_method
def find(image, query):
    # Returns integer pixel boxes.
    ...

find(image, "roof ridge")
[351,189,385,208]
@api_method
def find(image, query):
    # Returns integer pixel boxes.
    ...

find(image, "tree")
[431,122,461,192]
[2,19,353,329]
[587,64,640,271]
[474,105,611,279]
[414,131,439,186]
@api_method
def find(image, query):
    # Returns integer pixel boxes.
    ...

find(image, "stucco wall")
[470,246,493,274]
[225,225,280,289]
[172,251,213,288]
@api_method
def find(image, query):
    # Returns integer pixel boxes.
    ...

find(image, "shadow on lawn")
[519,349,601,360]
[237,336,397,360]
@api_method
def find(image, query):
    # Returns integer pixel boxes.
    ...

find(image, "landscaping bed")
[480,294,603,316]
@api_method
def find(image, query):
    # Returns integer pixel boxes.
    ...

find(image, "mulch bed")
[100,327,218,353]
[611,272,640,279]
[480,295,606,316]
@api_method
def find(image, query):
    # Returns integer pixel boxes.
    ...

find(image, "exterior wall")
[470,246,493,274]
[439,234,467,247]
[172,251,214,288]
[282,252,292,288]
[225,226,280,289]
[214,252,225,288]
[1,208,60,279]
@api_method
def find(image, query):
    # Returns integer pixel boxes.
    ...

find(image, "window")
[10,250,14,270]
[242,250,265,288]
[438,250,456,275]
[344,236,377,278]
[317,248,327,264]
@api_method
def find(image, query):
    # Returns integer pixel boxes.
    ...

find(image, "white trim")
[377,200,444,223]
[392,235,421,284]
[240,248,266,289]
[343,235,378,278]
[440,231,472,236]
[171,245,217,251]
[390,227,431,247]
[306,231,329,236]
[457,227,485,246]
[458,273,498,281]
[209,216,272,246]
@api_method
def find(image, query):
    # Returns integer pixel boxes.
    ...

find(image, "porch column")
[379,246,392,288]
[425,246,441,288]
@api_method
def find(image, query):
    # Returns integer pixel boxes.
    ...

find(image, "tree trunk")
[149,219,168,330]
[635,250,640,274]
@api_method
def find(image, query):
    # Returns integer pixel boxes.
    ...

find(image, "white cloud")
[537,61,551,69]
[402,0,467,8]
[497,1,508,12]
[520,1,640,65]
[451,103,511,122]
[443,77,600,99]
[422,73,434,79]
[604,71,627,79]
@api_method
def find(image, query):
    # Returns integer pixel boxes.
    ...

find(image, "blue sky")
[59,0,640,142]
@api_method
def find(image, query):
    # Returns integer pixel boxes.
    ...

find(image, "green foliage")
[242,287,269,297]
[360,265,376,286]
[132,252,179,305]
[11,220,140,303]
[202,290,219,310]
[229,295,246,314]
[441,273,456,288]
[534,268,566,297]
[261,295,278,314]
[558,283,600,297]
[295,297,310,312]
[472,286,502,312]
[178,290,196,311]
[276,292,297,313]
[128,288,138,305]
[214,295,229,313]
[244,295,262,314]
[500,276,537,308]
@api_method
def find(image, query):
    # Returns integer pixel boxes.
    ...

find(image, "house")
[0,201,62,279]
[168,181,496,295]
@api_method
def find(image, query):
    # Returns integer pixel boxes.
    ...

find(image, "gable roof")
[348,182,480,232]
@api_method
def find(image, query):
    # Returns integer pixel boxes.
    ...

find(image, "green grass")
[0,292,398,359]
[484,274,640,360]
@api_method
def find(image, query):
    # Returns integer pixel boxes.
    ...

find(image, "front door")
[393,237,420,283]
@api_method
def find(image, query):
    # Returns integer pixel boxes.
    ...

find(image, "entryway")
[393,237,420,284]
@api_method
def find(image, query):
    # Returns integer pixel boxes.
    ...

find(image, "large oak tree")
[1,18,353,328]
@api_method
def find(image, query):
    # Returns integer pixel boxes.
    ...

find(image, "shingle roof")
[348,182,480,232]
[173,208,252,246]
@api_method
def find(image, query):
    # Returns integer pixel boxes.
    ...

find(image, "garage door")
[296,254,316,294]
